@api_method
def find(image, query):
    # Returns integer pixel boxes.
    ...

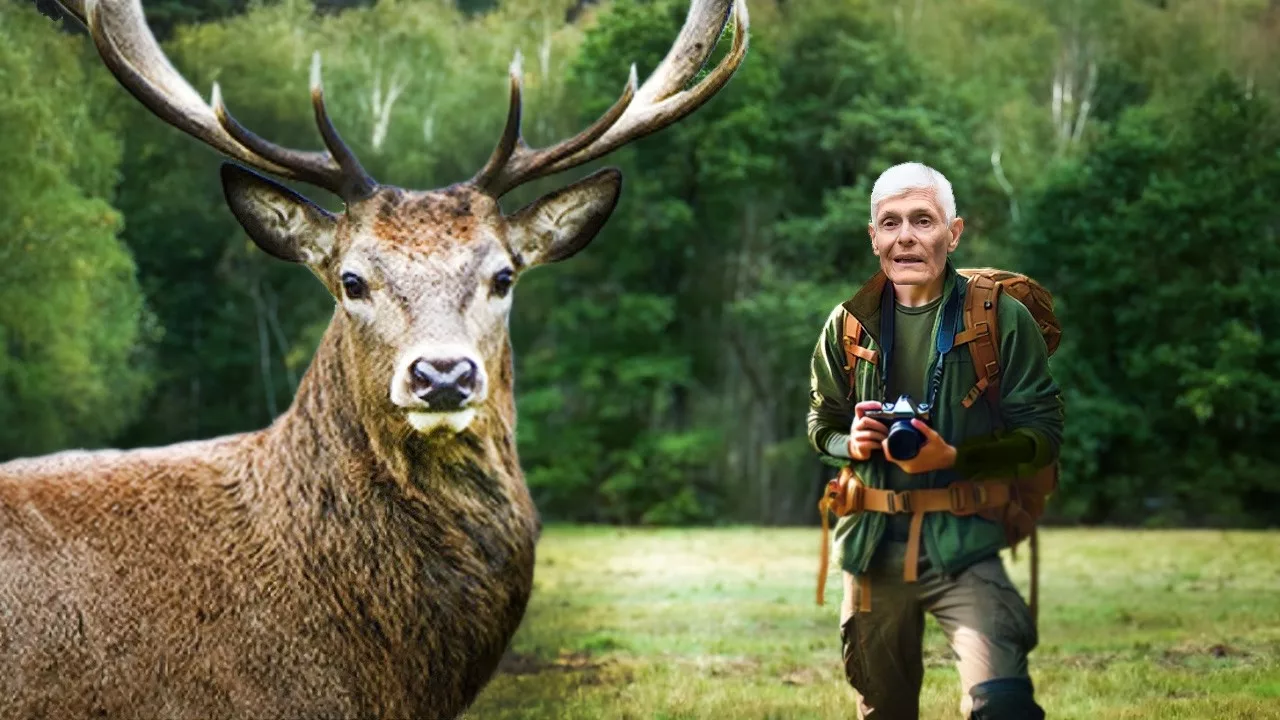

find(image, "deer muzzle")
[391,346,488,434]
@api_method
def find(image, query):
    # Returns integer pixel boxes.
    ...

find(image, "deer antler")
[55,0,377,200]
[471,0,750,198]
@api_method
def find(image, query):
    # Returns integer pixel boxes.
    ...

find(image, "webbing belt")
[816,468,1016,613]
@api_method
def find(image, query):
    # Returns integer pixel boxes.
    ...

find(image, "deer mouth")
[405,409,477,435]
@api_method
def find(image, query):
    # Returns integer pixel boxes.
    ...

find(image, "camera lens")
[886,419,924,460]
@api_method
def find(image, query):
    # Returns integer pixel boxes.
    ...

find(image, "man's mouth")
[894,257,925,266]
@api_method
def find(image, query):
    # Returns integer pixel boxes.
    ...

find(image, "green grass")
[465,527,1280,719]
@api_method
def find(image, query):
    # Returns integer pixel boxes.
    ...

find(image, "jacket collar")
[842,259,961,345]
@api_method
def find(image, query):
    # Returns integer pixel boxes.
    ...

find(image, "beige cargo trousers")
[839,542,1040,719]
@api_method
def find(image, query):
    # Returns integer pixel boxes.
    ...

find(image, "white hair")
[869,162,957,223]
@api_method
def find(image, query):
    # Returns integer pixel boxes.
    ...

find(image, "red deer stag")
[1,0,748,717]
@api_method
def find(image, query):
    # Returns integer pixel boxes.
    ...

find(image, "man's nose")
[408,357,480,411]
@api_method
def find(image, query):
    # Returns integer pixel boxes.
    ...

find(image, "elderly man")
[807,162,1064,719]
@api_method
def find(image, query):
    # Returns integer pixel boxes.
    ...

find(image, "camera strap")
[928,284,963,408]
[878,281,963,410]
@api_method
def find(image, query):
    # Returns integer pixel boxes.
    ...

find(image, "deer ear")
[220,164,338,265]
[506,168,622,267]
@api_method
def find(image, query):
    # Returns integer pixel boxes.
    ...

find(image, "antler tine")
[213,54,378,198]
[629,0,736,107]
[472,52,639,196]
[471,51,532,191]
[209,83,337,191]
[472,0,749,198]
[73,0,374,200]
[547,0,749,173]
[309,53,379,199]
[81,0,302,180]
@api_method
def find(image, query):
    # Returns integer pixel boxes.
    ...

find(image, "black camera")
[865,394,932,460]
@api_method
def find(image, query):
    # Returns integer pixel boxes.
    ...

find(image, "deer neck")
[248,313,537,681]
[261,313,527,517]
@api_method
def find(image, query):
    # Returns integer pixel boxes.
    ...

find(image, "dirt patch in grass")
[682,654,762,677]
[780,667,823,686]
[498,649,606,677]
[1158,642,1255,667]
[1054,650,1120,671]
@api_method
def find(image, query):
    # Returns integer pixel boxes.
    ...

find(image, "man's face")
[868,189,964,287]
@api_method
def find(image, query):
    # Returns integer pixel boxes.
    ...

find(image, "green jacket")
[807,261,1065,577]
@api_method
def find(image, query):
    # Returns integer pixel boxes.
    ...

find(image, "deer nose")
[409,357,479,411]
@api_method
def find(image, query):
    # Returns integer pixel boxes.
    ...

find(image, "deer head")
[57,0,749,441]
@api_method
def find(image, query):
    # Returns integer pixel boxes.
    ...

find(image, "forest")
[4,0,1278,526]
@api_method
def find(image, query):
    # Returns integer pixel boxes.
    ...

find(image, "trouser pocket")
[963,557,1039,653]
[839,613,868,691]
[838,571,926,719]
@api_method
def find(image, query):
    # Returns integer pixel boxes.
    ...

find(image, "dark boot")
[969,677,1045,720]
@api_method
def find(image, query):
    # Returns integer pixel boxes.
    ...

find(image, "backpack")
[819,268,1061,623]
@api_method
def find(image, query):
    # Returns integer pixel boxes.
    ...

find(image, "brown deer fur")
[0,190,541,719]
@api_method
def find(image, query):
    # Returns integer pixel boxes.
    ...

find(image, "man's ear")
[868,223,879,255]
[948,217,965,253]
[506,168,622,267]
[221,163,338,266]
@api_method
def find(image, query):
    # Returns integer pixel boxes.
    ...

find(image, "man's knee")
[968,677,1044,720]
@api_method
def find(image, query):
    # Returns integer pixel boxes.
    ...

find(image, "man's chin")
[405,409,477,435]
[884,265,937,285]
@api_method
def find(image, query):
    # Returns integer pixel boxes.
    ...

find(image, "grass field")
[465,526,1280,719]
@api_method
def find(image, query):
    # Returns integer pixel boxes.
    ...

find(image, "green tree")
[1018,74,1280,525]
[0,3,153,459]
[513,0,778,524]
[13,0,1280,526]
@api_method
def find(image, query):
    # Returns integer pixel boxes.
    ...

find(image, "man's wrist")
[824,432,853,459]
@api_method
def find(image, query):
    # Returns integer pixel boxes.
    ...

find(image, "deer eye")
[491,268,515,298]
[341,272,368,300]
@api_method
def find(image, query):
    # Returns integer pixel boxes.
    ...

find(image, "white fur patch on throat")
[406,409,477,435]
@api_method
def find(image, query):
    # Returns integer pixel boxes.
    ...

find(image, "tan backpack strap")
[817,485,835,606]
[841,312,876,400]
[842,313,878,363]
[817,467,863,606]
[957,275,1002,409]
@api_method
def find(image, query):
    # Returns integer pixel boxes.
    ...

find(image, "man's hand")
[883,418,957,474]
[848,401,889,461]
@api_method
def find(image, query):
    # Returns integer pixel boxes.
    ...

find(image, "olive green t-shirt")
[883,295,943,541]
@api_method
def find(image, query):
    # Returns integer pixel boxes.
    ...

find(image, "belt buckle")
[851,481,866,514]
[948,482,987,515]
[885,490,912,514]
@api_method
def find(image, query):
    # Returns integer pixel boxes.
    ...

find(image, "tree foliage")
[3,0,1278,526]
[0,2,152,457]
[1020,75,1280,526]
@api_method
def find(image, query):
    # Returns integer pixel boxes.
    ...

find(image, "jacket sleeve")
[807,305,855,465]
[956,292,1065,478]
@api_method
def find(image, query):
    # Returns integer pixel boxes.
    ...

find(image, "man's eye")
[341,272,368,300]
[491,268,515,298]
